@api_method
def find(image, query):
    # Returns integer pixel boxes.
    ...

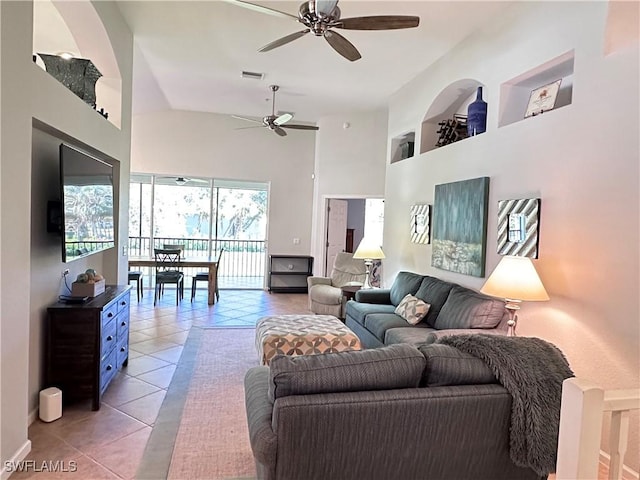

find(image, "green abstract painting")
[431,177,490,277]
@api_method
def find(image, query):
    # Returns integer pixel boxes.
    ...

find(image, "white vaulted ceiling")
[39,1,515,122]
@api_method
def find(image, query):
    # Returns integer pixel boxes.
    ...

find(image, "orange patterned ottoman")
[256,314,362,366]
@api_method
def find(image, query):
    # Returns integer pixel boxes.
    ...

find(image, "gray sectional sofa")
[345,271,509,348]
[244,343,547,480]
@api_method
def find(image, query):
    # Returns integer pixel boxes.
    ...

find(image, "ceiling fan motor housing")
[299,1,340,35]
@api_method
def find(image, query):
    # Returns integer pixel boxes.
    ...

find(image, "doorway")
[323,197,384,275]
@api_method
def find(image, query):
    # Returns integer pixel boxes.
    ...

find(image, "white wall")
[385,1,639,470]
[0,0,133,469]
[131,110,316,257]
[310,110,388,274]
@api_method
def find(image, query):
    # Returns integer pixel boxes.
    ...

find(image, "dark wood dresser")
[46,285,131,410]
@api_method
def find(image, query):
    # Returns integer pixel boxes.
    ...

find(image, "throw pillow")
[395,293,431,325]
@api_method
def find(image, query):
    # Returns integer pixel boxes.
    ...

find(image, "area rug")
[136,326,259,480]
[167,327,258,480]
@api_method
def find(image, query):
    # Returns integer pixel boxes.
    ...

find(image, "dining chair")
[163,244,185,256]
[128,270,143,302]
[191,248,224,302]
[153,248,184,306]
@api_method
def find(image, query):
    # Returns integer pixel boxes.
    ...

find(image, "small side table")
[341,285,362,302]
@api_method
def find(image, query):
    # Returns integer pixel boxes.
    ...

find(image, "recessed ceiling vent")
[241,70,264,80]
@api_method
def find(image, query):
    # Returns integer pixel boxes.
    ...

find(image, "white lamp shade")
[480,256,549,302]
[352,239,385,260]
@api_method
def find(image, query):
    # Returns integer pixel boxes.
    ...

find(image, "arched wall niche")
[420,78,483,155]
[32,0,122,128]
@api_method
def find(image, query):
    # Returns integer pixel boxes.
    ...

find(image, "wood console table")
[128,256,219,305]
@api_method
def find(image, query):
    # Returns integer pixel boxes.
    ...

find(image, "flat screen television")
[59,143,115,262]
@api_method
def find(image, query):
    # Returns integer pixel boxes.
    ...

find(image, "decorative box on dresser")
[46,285,131,410]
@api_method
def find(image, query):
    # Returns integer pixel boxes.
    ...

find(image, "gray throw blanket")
[436,334,573,476]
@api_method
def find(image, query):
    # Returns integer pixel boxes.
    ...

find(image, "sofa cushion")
[384,326,437,346]
[414,276,456,327]
[389,271,425,306]
[394,294,431,325]
[364,313,418,341]
[268,344,425,401]
[418,344,497,387]
[434,285,506,330]
[345,301,396,326]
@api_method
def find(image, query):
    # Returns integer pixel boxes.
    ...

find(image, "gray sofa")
[345,271,509,348]
[244,343,546,480]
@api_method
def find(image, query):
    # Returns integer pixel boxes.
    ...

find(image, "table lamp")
[352,239,385,289]
[480,255,549,336]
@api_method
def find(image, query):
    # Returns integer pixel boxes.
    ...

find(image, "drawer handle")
[120,346,126,352]
[120,301,127,306]
[106,365,113,371]
[107,312,113,318]
[106,335,113,341]
[121,321,127,327]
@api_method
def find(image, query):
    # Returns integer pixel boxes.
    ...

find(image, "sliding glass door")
[128,175,268,288]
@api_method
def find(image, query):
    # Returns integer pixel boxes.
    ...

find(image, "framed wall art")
[410,204,431,244]
[524,79,562,118]
[431,177,489,277]
[497,198,541,258]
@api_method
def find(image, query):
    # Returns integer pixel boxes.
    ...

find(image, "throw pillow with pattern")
[395,294,431,325]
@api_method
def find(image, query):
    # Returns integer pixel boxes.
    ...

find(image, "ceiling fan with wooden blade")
[232,85,319,137]
[226,0,419,62]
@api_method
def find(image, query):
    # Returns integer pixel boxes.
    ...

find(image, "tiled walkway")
[13,288,310,479]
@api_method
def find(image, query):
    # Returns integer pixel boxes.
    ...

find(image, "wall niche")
[420,79,485,155]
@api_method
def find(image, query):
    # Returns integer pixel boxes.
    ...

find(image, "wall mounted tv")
[60,143,115,263]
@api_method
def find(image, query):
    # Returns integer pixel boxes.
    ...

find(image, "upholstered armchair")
[307,252,366,318]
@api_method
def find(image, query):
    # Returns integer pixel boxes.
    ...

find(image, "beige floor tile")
[127,349,144,359]
[137,324,185,337]
[136,364,177,389]
[161,331,190,344]
[101,374,161,407]
[149,345,184,363]
[129,330,153,344]
[123,355,170,376]
[24,422,83,463]
[117,390,167,426]
[49,405,147,451]
[84,427,152,480]
[130,337,179,355]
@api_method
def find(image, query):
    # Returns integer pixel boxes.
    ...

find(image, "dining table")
[128,255,219,305]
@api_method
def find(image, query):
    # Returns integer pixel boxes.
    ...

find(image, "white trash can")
[39,387,62,422]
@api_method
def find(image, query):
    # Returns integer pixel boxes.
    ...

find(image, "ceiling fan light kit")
[230,0,420,61]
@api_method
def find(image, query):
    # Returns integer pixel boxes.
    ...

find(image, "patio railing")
[128,236,267,279]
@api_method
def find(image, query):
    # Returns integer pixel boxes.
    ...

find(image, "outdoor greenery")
[128,178,267,256]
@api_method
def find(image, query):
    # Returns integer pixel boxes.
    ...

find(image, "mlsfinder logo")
[4,460,78,473]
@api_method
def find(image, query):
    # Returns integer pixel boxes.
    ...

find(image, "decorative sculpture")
[37,53,102,108]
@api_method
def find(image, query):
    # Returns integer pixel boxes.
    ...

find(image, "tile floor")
[13,287,310,480]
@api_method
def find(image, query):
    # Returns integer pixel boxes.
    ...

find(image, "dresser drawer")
[117,309,129,340]
[101,302,118,326]
[100,349,117,392]
[101,319,117,359]
[117,337,128,367]
[117,293,130,314]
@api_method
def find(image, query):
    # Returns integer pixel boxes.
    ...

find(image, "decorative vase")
[467,86,487,136]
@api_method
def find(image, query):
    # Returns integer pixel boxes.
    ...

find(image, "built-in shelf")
[390,131,416,163]
[499,50,574,128]
[420,79,485,154]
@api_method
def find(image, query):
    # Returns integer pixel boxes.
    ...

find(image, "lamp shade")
[352,239,385,260]
[480,256,549,302]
